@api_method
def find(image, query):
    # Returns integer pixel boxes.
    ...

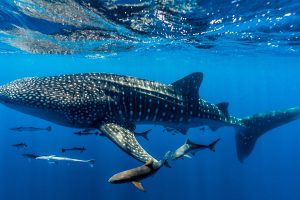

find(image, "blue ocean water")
[0,1,300,200]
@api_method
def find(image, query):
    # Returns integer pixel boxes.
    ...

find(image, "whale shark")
[1,72,300,166]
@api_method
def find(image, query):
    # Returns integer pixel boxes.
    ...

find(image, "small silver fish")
[35,155,95,167]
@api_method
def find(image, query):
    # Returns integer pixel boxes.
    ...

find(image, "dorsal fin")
[216,102,229,117]
[186,139,192,145]
[172,72,203,101]
[186,138,197,146]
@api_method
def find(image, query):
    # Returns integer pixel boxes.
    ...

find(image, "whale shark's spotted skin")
[0,73,240,128]
[1,72,300,163]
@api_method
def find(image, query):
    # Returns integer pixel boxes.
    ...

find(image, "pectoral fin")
[100,123,157,163]
[131,181,145,192]
[183,154,192,159]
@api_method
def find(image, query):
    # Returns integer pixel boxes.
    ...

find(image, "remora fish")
[12,142,28,148]
[61,146,86,153]
[0,72,300,165]
[35,155,95,167]
[163,127,179,135]
[74,128,99,136]
[10,126,52,132]
[109,151,171,192]
[171,138,220,160]
[98,129,152,141]
[134,129,152,141]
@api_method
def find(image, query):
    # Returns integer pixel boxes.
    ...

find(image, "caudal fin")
[162,151,172,168]
[207,138,221,152]
[235,107,300,163]
[139,129,152,141]
[46,126,52,132]
[88,159,96,168]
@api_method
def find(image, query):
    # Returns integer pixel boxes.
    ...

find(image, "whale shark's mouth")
[0,86,3,103]
[0,86,20,106]
[0,86,11,105]
[0,77,37,105]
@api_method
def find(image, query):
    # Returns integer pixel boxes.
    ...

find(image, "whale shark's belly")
[4,101,105,128]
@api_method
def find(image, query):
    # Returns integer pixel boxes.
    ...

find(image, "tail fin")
[162,151,172,168]
[207,138,221,152]
[61,148,66,153]
[139,129,152,141]
[235,107,300,163]
[46,126,52,132]
[88,159,96,168]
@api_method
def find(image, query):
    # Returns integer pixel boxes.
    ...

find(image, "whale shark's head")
[0,76,106,128]
[0,77,72,126]
[0,76,73,111]
[0,77,39,107]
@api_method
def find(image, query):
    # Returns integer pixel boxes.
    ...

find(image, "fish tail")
[46,126,52,132]
[207,138,221,152]
[235,107,300,163]
[140,129,152,141]
[88,159,96,168]
[162,151,172,168]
